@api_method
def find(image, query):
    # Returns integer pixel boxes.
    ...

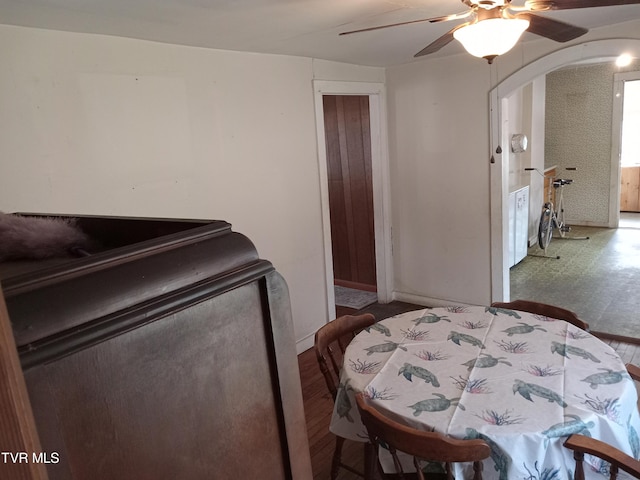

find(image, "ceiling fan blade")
[340,16,450,36]
[518,12,588,42]
[526,0,640,10]
[428,10,474,24]
[414,24,467,57]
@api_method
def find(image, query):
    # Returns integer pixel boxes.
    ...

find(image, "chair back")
[626,363,640,412]
[491,300,589,331]
[627,363,640,382]
[314,314,376,399]
[355,393,490,480]
[564,434,640,480]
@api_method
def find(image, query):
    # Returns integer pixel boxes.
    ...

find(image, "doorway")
[322,95,376,297]
[618,76,640,213]
[490,40,640,313]
[313,81,392,321]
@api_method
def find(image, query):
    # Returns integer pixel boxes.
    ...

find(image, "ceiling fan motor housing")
[524,1,555,10]
[469,0,509,8]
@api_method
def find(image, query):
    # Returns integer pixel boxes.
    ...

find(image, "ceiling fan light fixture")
[453,17,530,63]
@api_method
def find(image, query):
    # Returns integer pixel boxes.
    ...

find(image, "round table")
[329,306,640,480]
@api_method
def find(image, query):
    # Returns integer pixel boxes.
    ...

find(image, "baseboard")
[297,292,482,354]
[392,291,476,308]
[334,279,377,293]
[295,331,315,355]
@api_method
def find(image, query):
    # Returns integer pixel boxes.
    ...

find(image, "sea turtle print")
[465,428,510,480]
[551,341,601,363]
[335,379,355,422]
[502,322,547,336]
[408,393,464,416]
[542,414,594,446]
[365,322,392,337]
[398,363,440,387]
[462,353,512,371]
[485,306,521,319]
[448,331,486,349]
[513,379,567,407]
[581,368,630,389]
[628,415,640,458]
[365,341,408,356]
[414,313,451,325]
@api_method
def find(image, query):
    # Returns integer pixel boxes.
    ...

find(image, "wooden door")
[323,95,376,291]
[621,167,640,212]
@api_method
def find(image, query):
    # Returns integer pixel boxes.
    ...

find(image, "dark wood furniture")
[491,299,589,331]
[355,393,491,480]
[0,289,48,480]
[626,363,640,411]
[0,214,312,480]
[564,434,640,480]
[314,313,376,479]
[627,363,640,382]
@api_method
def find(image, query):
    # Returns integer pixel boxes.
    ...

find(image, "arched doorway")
[490,39,640,303]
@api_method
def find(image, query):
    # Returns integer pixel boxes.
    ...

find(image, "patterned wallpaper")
[545,60,640,226]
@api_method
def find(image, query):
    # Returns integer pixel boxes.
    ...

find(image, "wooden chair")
[314,313,376,479]
[627,363,640,382]
[565,366,640,480]
[626,363,640,412]
[491,299,589,331]
[355,393,491,480]
[564,434,640,480]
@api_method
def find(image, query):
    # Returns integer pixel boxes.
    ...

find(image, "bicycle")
[525,167,589,257]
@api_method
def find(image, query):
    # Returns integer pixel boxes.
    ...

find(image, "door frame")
[490,39,640,302]
[613,70,640,217]
[313,81,393,319]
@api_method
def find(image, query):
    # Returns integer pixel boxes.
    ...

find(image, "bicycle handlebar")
[524,167,577,180]
[524,167,577,172]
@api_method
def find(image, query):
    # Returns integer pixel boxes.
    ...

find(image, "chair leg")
[331,436,346,480]
[364,442,377,480]
[332,435,374,479]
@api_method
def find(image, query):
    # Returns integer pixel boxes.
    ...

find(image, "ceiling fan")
[340,0,640,63]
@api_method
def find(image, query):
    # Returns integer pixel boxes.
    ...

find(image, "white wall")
[529,77,546,244]
[503,79,546,245]
[386,58,493,306]
[0,24,385,352]
[386,19,640,306]
[506,84,532,193]
[3,19,640,339]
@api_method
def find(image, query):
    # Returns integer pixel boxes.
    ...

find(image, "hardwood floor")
[298,344,365,480]
[604,337,640,366]
[299,302,640,480]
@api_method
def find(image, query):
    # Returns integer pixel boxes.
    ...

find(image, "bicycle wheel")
[538,207,553,249]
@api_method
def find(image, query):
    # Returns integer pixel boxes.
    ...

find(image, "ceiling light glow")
[453,18,530,64]
[616,53,633,67]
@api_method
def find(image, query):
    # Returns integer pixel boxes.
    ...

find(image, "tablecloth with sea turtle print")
[329,306,640,480]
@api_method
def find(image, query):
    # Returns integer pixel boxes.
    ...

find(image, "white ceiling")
[1,0,640,67]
